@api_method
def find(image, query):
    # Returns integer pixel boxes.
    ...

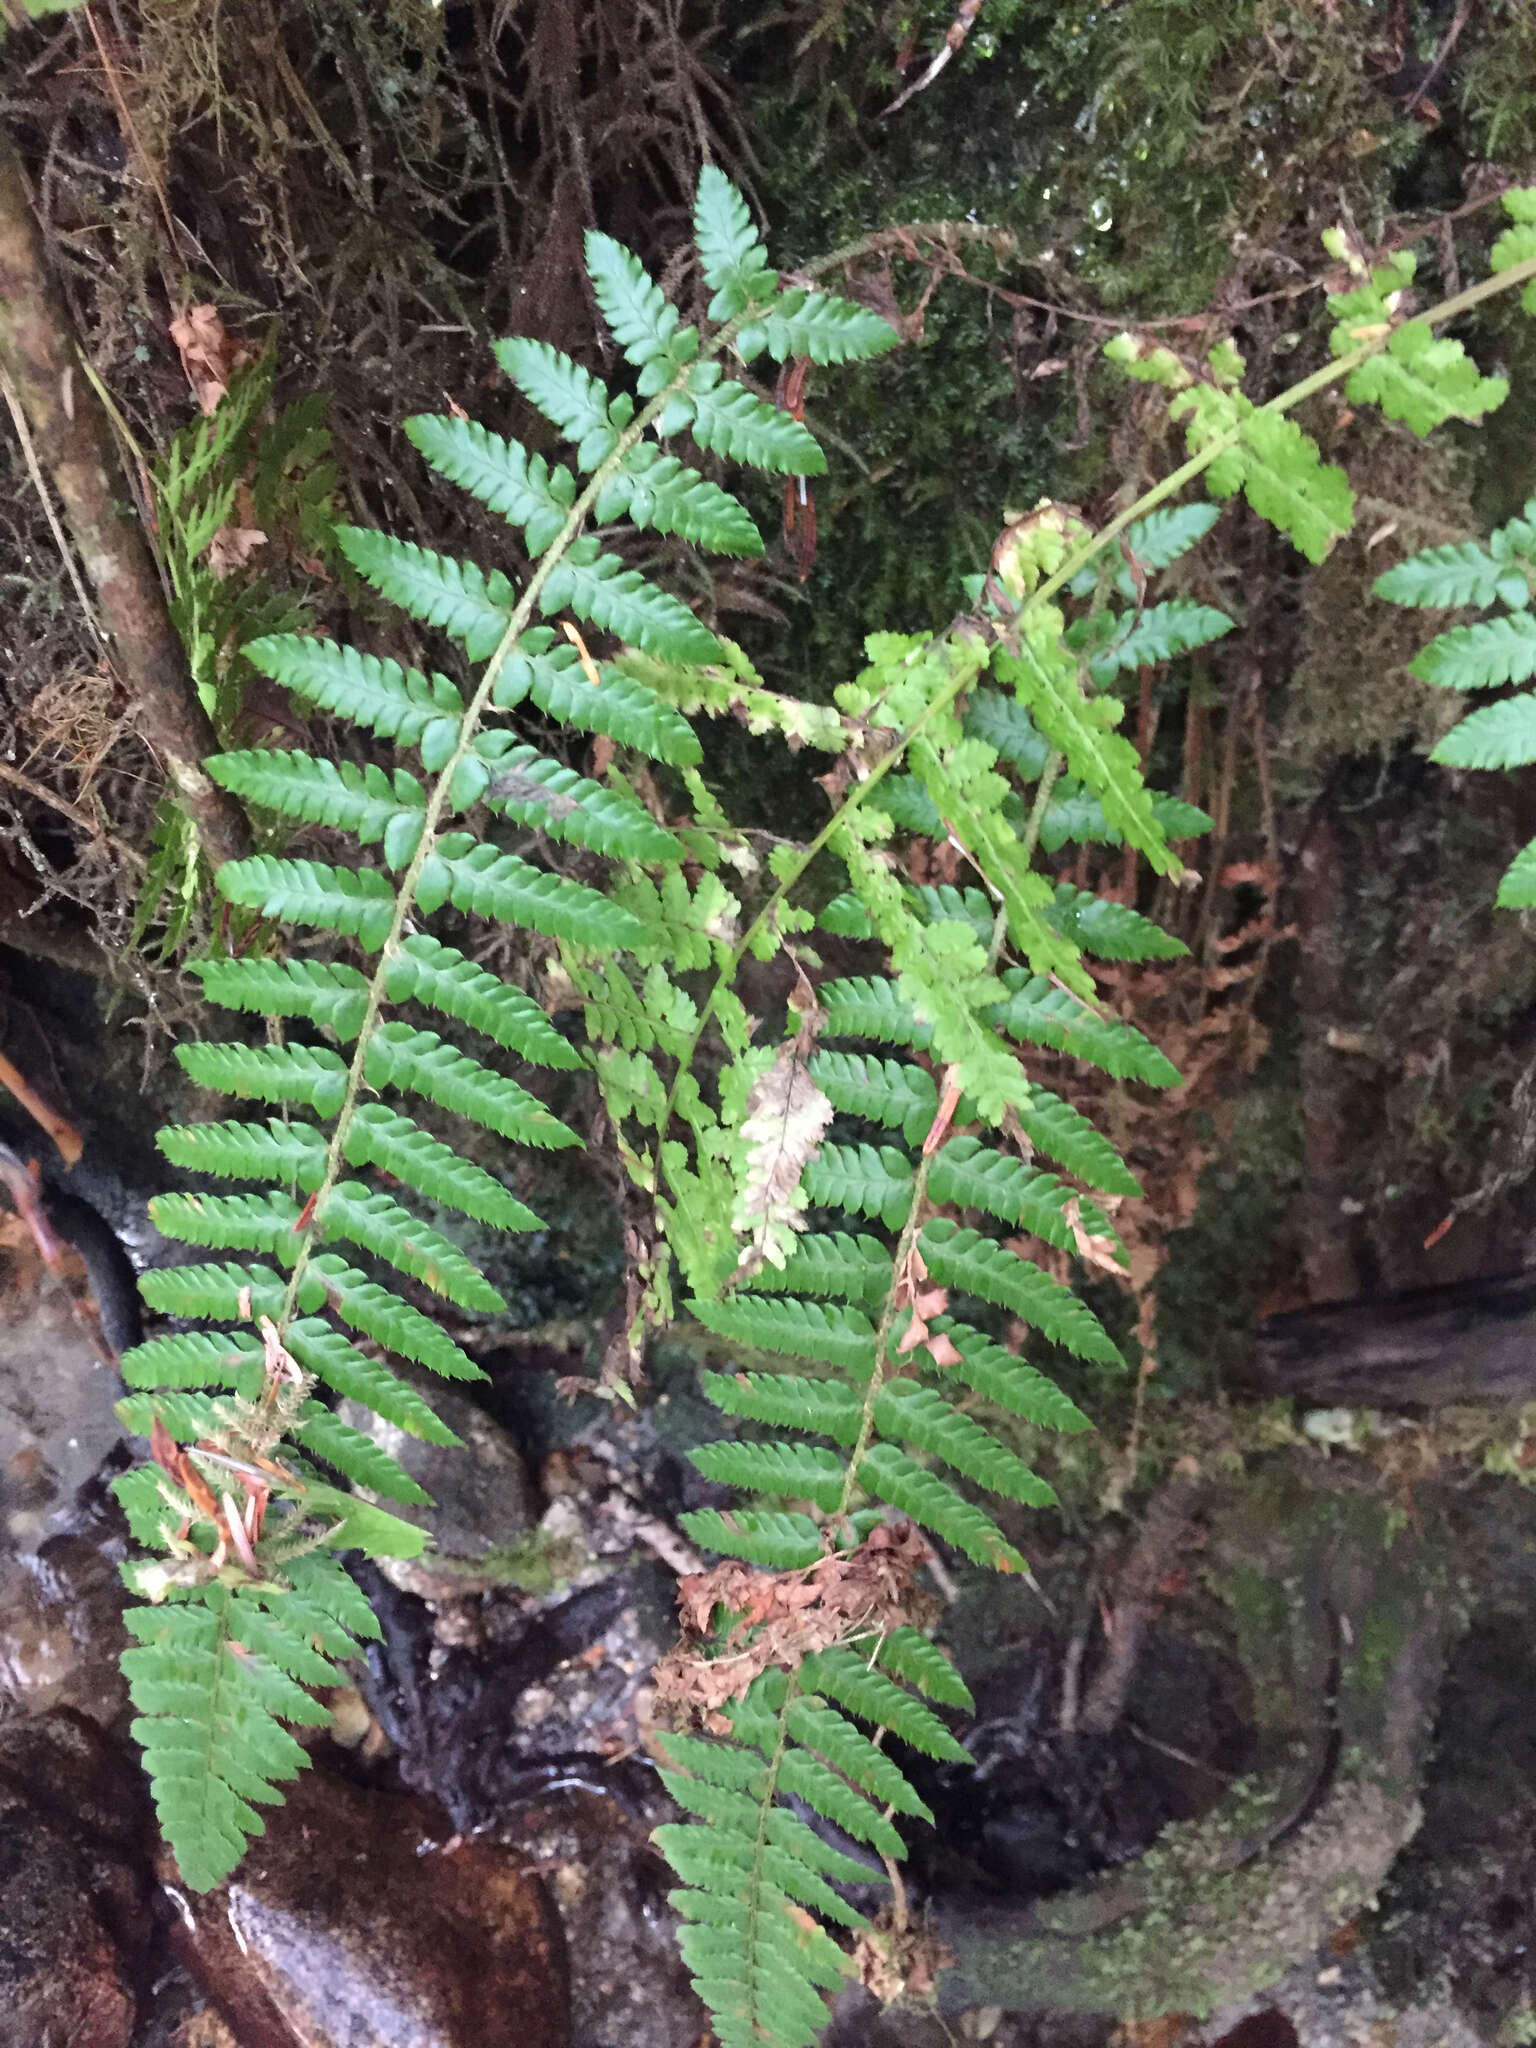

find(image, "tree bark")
[0,128,251,874]
[1246,1269,1536,1408]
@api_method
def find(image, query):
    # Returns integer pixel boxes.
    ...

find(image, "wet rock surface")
[161,1766,569,2048]
[0,1708,155,2048]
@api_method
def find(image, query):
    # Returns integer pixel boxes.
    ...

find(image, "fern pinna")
[115,167,897,1894]
[117,169,1536,2043]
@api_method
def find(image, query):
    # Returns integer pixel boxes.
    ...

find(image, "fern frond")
[343,1103,542,1228]
[1499,841,1536,907]
[1014,1083,1143,1196]
[1431,693,1536,769]
[739,1230,890,1306]
[918,1219,1121,1364]
[987,969,1179,1089]
[515,635,702,762]
[382,934,580,1070]
[215,856,397,950]
[806,1051,937,1147]
[694,165,777,315]
[362,1020,577,1150]
[678,375,826,477]
[1045,883,1188,962]
[122,1588,333,1891]
[873,1380,1055,1507]
[158,1115,328,1187]
[335,528,515,662]
[541,542,723,662]
[313,1181,505,1313]
[206,750,426,856]
[677,1507,826,1569]
[748,290,901,368]
[305,1254,485,1381]
[189,956,370,1040]
[785,1694,932,1817]
[701,1369,862,1444]
[1086,598,1234,680]
[818,976,930,1050]
[586,230,691,376]
[243,635,464,747]
[689,1294,878,1374]
[285,1320,458,1441]
[800,1141,914,1231]
[403,414,574,555]
[795,1647,968,1762]
[148,1190,304,1258]
[690,1439,849,1513]
[599,445,764,557]
[294,1408,430,1503]
[119,1326,263,1390]
[477,739,683,861]
[136,1262,296,1327]
[175,1041,349,1118]
[433,838,650,948]
[933,1322,1093,1433]
[874,1626,976,1708]
[857,1442,1024,1568]
[1410,611,1536,690]
[491,338,620,467]
[929,1136,1122,1256]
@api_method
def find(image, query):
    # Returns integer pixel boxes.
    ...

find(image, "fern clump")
[117,165,897,1897]
[117,165,1536,2048]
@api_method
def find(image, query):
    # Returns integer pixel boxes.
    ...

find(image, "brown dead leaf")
[169,303,250,414]
[206,526,268,580]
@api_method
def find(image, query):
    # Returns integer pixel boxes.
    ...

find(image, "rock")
[163,1765,569,2048]
[935,1456,1458,2021]
[0,1708,155,2048]
[338,1377,544,1599]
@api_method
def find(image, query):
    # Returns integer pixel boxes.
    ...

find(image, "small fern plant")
[1375,492,1536,903]
[115,167,1536,2045]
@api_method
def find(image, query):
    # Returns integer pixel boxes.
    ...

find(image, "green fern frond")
[313,1181,505,1312]
[510,634,702,762]
[795,1647,968,1762]
[873,1380,1055,1507]
[1410,611,1536,690]
[918,1219,1121,1364]
[856,1442,1024,1568]
[403,414,574,555]
[122,1589,334,1891]
[174,1041,349,1118]
[362,1020,576,1149]
[677,375,826,476]
[935,1320,1093,1433]
[694,164,778,315]
[429,838,649,947]
[800,1142,914,1231]
[928,1136,1123,1256]
[739,1231,891,1307]
[189,956,371,1039]
[585,229,692,378]
[987,968,1179,1088]
[690,1439,849,1514]
[335,527,515,662]
[342,1103,542,1228]
[874,1626,976,1708]
[147,1189,305,1258]
[1015,1083,1143,1196]
[215,855,398,950]
[701,1370,862,1444]
[598,444,764,556]
[689,1294,878,1374]
[1432,694,1536,769]
[243,636,465,747]
[677,1506,826,1569]
[541,543,724,662]
[285,1320,458,1440]
[491,338,621,465]
[207,749,427,851]
[806,1051,936,1147]
[382,934,580,1069]
[292,1408,430,1503]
